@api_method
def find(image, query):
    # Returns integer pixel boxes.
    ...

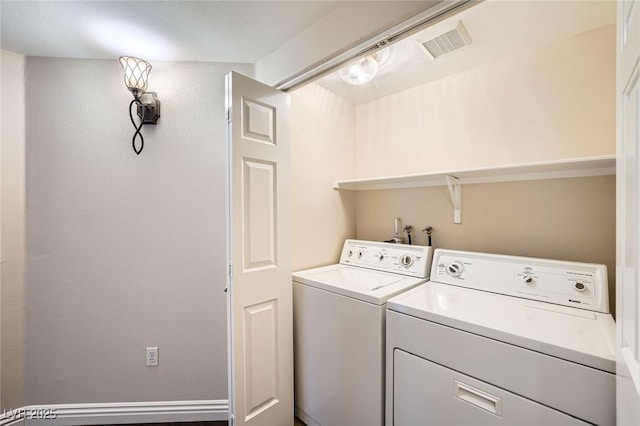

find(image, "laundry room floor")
[115,418,304,425]
[116,422,226,426]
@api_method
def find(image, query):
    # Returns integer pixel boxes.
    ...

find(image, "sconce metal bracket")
[137,92,161,125]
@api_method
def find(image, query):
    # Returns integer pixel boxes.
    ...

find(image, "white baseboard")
[1,400,228,426]
[0,417,25,426]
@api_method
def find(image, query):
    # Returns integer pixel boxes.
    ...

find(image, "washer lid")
[387,283,616,372]
[293,264,427,305]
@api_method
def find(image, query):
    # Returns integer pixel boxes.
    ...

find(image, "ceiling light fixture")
[338,48,391,86]
[119,56,160,155]
[339,55,379,85]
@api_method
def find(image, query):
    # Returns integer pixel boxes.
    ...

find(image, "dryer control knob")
[446,261,463,277]
[574,282,586,292]
[522,274,534,285]
[400,254,414,267]
[378,254,384,261]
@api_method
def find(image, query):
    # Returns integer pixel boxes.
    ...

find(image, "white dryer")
[293,240,433,426]
[386,249,616,426]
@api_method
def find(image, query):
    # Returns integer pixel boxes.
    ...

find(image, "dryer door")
[392,349,589,426]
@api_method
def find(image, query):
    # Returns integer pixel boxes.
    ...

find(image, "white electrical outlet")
[146,347,159,366]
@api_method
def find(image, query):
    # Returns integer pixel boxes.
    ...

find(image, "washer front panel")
[294,282,385,426]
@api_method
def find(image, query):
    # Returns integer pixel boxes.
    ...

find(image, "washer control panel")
[340,240,433,278]
[432,249,609,313]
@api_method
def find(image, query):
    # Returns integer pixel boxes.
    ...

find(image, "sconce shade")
[119,56,152,99]
[119,56,159,155]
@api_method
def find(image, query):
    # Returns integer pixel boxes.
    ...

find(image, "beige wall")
[347,25,617,313]
[290,26,617,308]
[291,83,357,270]
[356,176,616,314]
[1,49,26,410]
[355,25,615,178]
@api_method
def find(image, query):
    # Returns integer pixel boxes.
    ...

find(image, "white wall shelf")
[333,155,616,191]
[334,155,615,224]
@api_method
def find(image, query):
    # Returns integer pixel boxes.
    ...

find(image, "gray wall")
[24,57,251,404]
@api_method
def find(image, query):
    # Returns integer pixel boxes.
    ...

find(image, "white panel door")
[225,72,293,426]
[617,0,640,423]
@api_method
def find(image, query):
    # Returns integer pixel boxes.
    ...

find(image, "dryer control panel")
[340,240,433,278]
[431,249,609,313]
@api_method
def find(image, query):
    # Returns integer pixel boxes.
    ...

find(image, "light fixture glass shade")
[338,55,379,85]
[119,56,152,98]
[374,48,391,66]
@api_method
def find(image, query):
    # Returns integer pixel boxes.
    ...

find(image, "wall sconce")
[119,56,160,155]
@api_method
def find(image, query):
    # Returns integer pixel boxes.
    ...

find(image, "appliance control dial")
[348,250,354,257]
[446,261,463,277]
[522,274,534,285]
[400,254,414,267]
[574,282,587,292]
[378,254,384,261]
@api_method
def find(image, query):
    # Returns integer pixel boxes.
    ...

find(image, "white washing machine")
[386,249,616,426]
[293,239,433,426]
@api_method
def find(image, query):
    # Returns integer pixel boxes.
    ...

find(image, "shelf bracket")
[446,175,462,224]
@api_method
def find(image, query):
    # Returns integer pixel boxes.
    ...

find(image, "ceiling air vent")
[417,21,472,60]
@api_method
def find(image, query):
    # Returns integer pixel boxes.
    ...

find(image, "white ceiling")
[0,0,344,63]
[0,0,617,104]
[316,0,617,104]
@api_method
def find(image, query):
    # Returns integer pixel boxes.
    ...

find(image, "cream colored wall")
[1,49,26,410]
[355,25,615,178]
[356,176,616,314]
[291,83,357,271]
[350,25,617,312]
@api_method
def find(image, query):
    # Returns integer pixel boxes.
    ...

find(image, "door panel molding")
[243,299,279,421]
[242,158,277,271]
[242,97,277,145]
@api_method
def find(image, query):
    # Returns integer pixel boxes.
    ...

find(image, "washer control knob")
[522,274,534,285]
[347,250,354,257]
[446,261,463,277]
[400,254,414,267]
[378,254,384,261]
[358,251,363,258]
[574,282,587,292]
